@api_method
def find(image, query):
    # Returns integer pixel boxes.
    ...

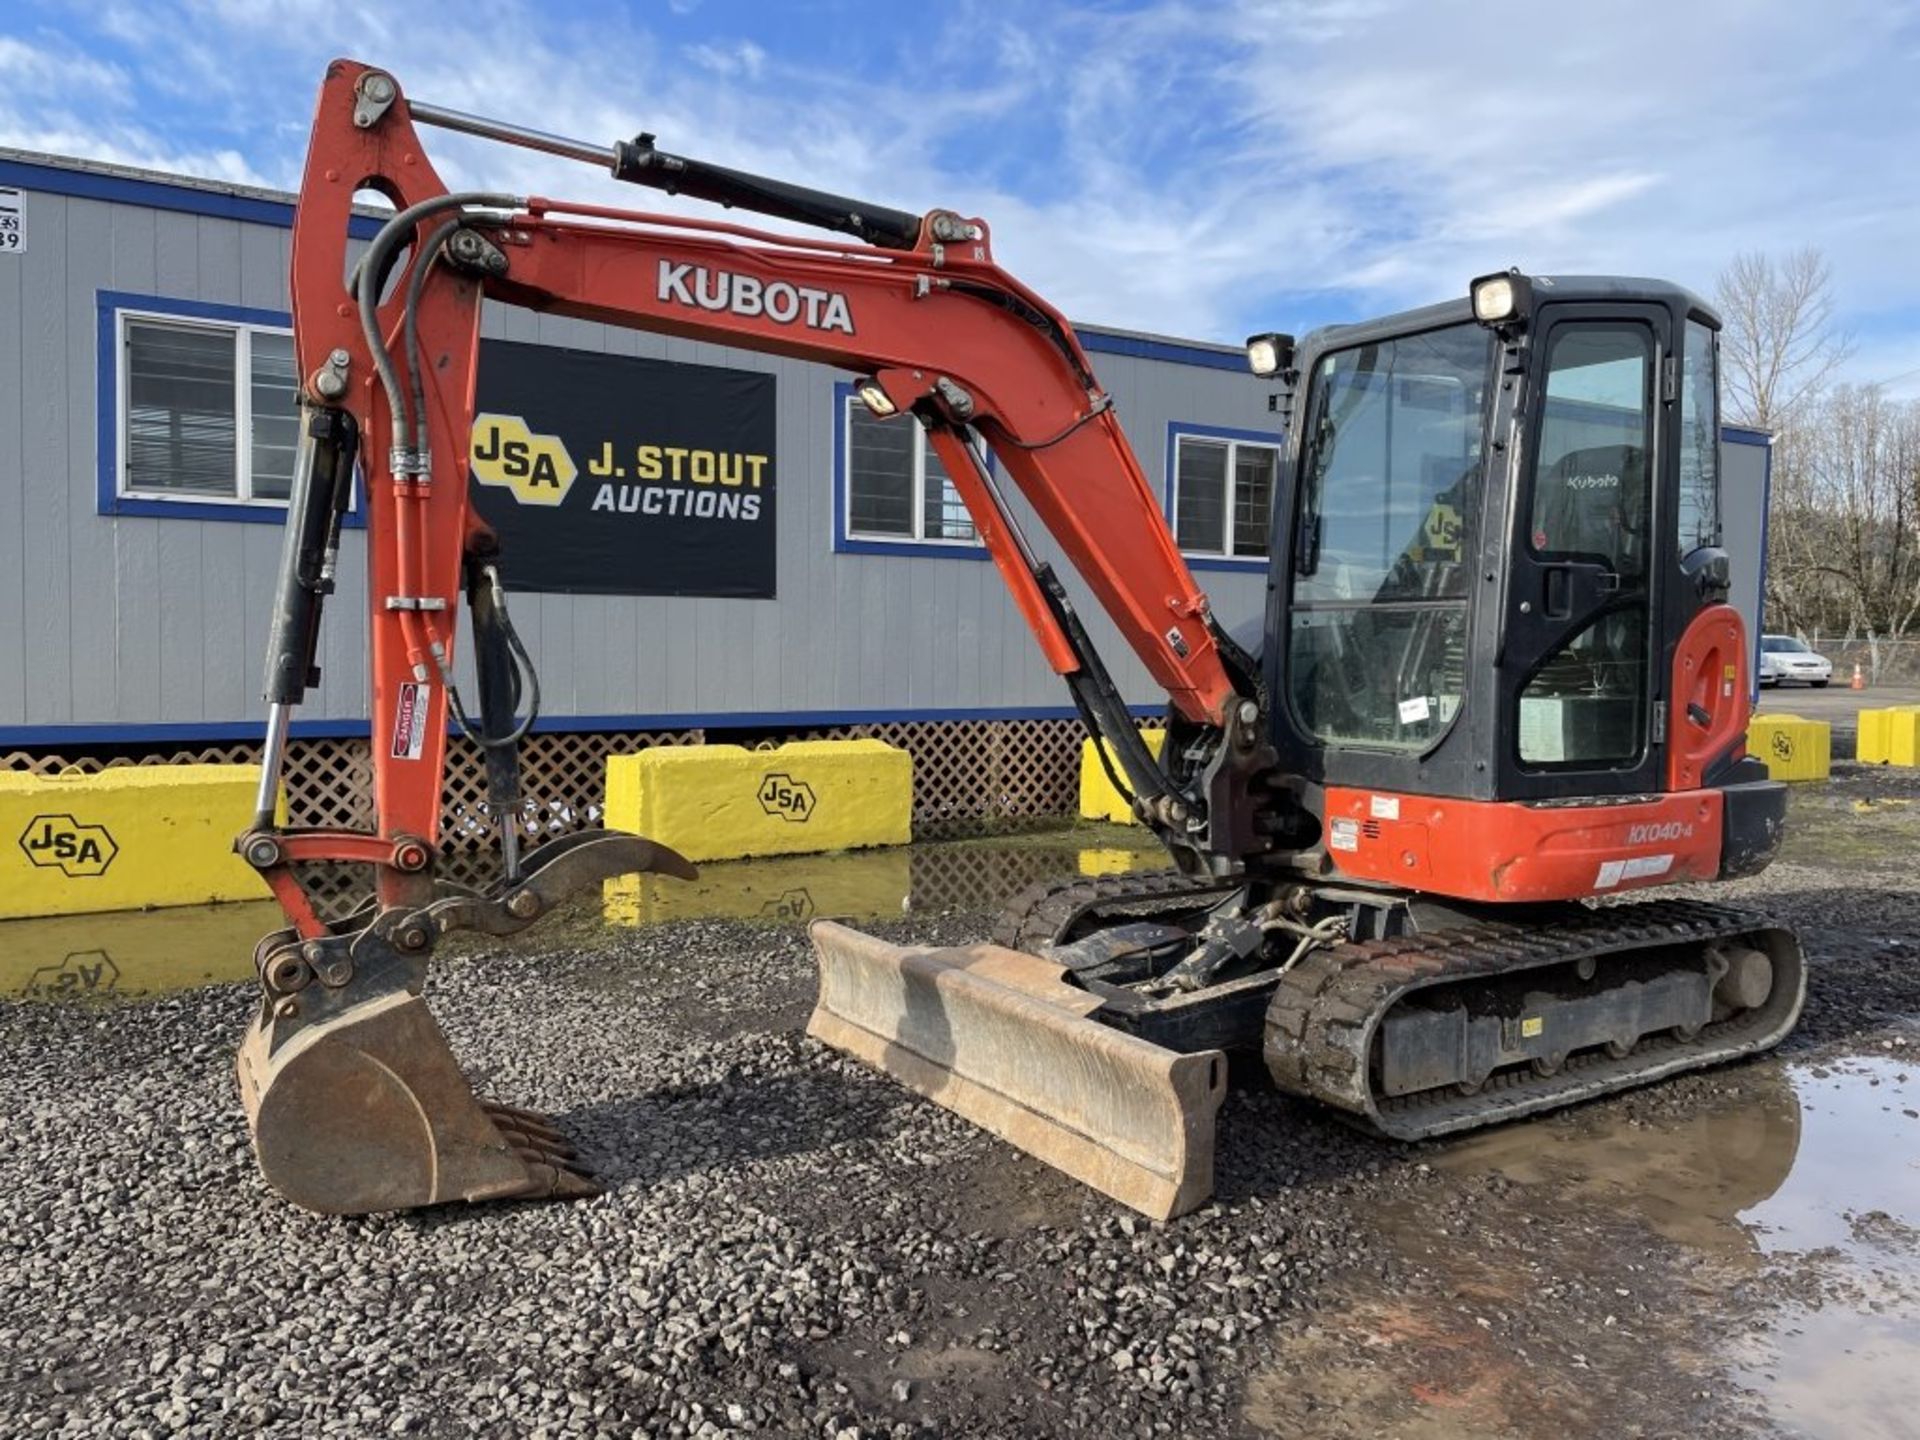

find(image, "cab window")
[1287,322,1492,750]
[1677,320,1721,553]
[1528,326,1652,578]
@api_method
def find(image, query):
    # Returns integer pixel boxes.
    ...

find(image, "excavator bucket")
[236,990,596,1215]
[237,832,695,1216]
[807,921,1227,1220]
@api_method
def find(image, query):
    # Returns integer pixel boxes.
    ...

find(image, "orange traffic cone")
[1851,662,1866,690]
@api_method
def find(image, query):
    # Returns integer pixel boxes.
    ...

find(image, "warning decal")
[391,683,430,761]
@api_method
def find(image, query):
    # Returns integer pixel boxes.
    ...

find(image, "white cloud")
[686,40,767,80]
[0,34,130,103]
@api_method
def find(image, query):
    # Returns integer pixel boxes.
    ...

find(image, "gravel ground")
[2,768,1917,1439]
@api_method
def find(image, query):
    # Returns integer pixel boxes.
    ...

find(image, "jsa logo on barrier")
[471,414,579,506]
[18,815,118,877]
[757,774,816,823]
[658,261,855,335]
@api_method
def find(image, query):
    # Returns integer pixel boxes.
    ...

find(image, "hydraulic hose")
[351,190,521,461]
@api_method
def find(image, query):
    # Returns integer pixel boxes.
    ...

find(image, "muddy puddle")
[1254,1055,1920,1438]
[0,827,1169,1001]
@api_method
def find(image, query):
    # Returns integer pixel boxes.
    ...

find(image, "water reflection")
[601,838,1168,929]
[0,902,280,998]
[1431,1056,1918,1260]
[0,832,1171,999]
[1428,1056,1920,1440]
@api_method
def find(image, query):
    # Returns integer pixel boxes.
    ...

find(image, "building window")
[1169,428,1281,561]
[117,308,300,506]
[842,393,978,544]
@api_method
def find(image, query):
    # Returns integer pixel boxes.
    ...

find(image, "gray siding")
[0,157,1271,737]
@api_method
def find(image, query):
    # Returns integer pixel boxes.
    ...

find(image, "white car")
[1759,634,1833,688]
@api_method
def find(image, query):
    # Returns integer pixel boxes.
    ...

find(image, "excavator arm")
[234,60,1274,1217]
[253,60,1270,911]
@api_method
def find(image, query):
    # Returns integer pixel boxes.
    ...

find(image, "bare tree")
[1766,385,1920,640]
[1715,247,1853,430]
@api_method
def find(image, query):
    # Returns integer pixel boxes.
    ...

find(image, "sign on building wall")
[469,339,777,598]
[0,189,23,254]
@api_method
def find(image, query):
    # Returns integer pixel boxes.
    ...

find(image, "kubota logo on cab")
[471,414,579,506]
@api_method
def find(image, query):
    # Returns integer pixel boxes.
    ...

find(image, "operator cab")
[1256,274,1737,806]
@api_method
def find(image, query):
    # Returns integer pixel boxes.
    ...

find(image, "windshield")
[1762,636,1809,654]
[1288,321,1493,750]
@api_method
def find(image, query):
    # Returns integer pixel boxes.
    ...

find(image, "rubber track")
[1263,897,1806,1141]
[991,871,1240,954]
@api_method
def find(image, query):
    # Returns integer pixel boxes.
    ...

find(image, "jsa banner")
[468,340,777,598]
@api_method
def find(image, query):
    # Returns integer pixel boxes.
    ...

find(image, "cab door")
[1499,305,1669,798]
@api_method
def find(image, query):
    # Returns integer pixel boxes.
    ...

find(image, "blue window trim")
[1164,422,1285,574]
[0,702,1162,748]
[96,289,364,527]
[830,380,990,560]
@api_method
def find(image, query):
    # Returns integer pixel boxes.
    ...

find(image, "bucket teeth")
[482,1099,599,1191]
[484,1102,571,1148]
[514,1157,602,1200]
[497,1122,575,1158]
[484,1100,557,1127]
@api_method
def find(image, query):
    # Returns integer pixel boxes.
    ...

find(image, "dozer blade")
[807,921,1226,1221]
[237,990,595,1215]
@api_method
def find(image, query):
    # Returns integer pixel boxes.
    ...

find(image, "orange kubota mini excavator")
[236,60,1803,1219]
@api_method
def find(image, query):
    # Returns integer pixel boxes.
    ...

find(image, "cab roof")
[1294,276,1720,361]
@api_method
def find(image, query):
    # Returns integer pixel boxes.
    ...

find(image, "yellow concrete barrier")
[0,765,273,919]
[606,740,911,863]
[1746,714,1830,783]
[1079,730,1165,824]
[1858,706,1920,767]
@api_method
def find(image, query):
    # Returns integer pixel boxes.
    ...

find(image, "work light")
[1245,332,1294,378]
[855,378,897,417]
[1470,270,1533,328]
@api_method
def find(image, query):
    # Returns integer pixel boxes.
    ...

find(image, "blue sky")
[4,0,1919,393]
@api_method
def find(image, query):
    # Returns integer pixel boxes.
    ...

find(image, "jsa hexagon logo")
[18,814,118,877]
[470,413,578,506]
[757,773,816,823]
